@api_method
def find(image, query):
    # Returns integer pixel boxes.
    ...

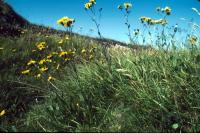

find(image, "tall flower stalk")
[118,3,133,44]
[84,0,103,39]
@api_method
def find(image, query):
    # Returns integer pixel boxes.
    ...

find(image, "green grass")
[1,31,200,132]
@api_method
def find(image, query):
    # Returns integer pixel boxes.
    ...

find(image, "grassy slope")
[0,30,200,132]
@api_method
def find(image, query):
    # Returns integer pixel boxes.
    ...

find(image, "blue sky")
[5,0,200,42]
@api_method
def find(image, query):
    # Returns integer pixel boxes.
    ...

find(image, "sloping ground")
[0,0,29,36]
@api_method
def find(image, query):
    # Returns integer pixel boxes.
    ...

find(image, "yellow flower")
[46,59,52,63]
[39,59,46,65]
[124,3,132,9]
[65,36,69,40]
[164,6,171,15]
[48,76,55,81]
[140,16,151,23]
[0,110,5,117]
[27,59,36,66]
[81,48,86,53]
[85,2,93,10]
[47,54,53,59]
[59,51,68,57]
[57,17,75,28]
[35,73,41,78]
[21,69,30,75]
[58,39,64,44]
[36,42,46,51]
[189,35,198,45]
[89,0,96,4]
[160,19,168,26]
[0,47,4,50]
[40,67,48,72]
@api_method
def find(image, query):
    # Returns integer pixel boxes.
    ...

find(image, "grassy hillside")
[1,0,200,132]
[0,29,200,132]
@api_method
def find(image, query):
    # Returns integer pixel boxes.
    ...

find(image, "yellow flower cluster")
[118,2,132,10]
[21,39,98,83]
[57,17,75,28]
[85,0,96,10]
[59,50,75,61]
[189,35,198,45]
[157,6,172,15]
[140,16,167,26]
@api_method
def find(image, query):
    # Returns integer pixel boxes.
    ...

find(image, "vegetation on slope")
[0,0,200,132]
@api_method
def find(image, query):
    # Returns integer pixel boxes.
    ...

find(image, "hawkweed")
[57,16,75,33]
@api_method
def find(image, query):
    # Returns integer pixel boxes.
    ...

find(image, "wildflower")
[46,59,52,63]
[36,42,46,51]
[39,59,46,65]
[57,17,75,28]
[35,73,41,78]
[160,19,168,26]
[0,110,5,117]
[65,36,69,40]
[58,39,64,44]
[89,0,96,4]
[189,35,198,45]
[164,6,171,15]
[140,16,151,23]
[81,48,86,53]
[27,59,36,66]
[124,3,132,10]
[21,69,30,75]
[47,54,53,59]
[85,2,93,10]
[59,51,68,57]
[40,67,48,72]
[0,47,3,50]
[48,76,55,81]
